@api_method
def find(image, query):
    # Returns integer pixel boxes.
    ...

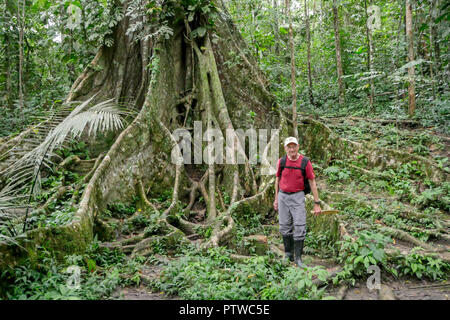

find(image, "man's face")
[284,143,299,158]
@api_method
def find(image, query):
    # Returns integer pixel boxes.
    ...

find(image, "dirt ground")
[111,254,449,300]
[113,279,449,300]
[327,277,449,300]
[112,286,176,300]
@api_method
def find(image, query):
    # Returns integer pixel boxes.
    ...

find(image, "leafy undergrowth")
[328,120,448,160]
[0,141,91,238]
[0,240,142,300]
[313,118,450,293]
[150,245,332,300]
[333,231,449,286]
[1,117,449,300]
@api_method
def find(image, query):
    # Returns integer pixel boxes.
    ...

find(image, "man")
[274,136,322,267]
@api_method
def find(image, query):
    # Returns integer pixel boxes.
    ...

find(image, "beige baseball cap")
[284,136,299,147]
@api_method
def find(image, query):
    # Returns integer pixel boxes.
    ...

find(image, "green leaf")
[59,284,68,295]
[279,26,288,35]
[372,248,384,262]
[354,256,364,265]
[363,256,370,268]
[298,279,305,289]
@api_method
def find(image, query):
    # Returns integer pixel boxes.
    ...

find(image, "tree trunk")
[68,29,76,82]
[4,33,12,106]
[429,0,436,99]
[305,0,314,107]
[273,0,280,56]
[333,0,345,105]
[17,0,25,113]
[430,0,441,82]
[416,13,426,78]
[286,0,298,138]
[406,0,416,117]
[364,0,375,111]
[0,0,286,266]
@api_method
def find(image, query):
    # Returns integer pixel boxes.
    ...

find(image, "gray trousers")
[278,191,307,241]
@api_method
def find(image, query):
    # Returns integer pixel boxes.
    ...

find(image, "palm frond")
[0,95,134,214]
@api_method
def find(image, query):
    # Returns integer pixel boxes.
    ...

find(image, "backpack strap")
[300,156,310,181]
[279,155,287,178]
[280,155,309,177]
[279,155,311,191]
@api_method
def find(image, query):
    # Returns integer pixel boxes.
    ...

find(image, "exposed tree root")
[0,1,283,269]
[325,116,420,127]
[324,190,446,238]
[408,283,450,289]
[229,253,253,263]
[69,153,105,206]
[182,170,210,215]
[79,154,104,185]
[177,217,205,235]
[377,225,439,252]
[216,184,227,212]
[202,215,235,249]
[270,244,285,259]
[58,155,97,175]
[385,247,450,264]
[283,114,449,184]
[40,185,72,215]
[191,30,258,199]
[158,120,184,217]
[135,179,159,214]
[346,163,391,180]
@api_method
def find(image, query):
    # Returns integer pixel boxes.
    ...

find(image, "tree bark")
[406,0,416,117]
[17,0,25,113]
[332,0,345,105]
[4,33,12,106]
[364,0,375,111]
[286,0,298,138]
[305,0,314,107]
[429,0,436,99]
[273,0,280,56]
[430,0,441,83]
[0,0,284,265]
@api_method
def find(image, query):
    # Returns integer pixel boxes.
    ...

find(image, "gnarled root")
[202,215,235,249]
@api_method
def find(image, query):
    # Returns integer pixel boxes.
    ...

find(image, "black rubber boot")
[294,239,305,268]
[282,235,294,262]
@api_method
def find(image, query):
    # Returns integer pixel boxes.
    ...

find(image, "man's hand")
[313,204,322,216]
[273,199,278,211]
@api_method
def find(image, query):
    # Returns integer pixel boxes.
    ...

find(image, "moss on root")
[0,212,93,269]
